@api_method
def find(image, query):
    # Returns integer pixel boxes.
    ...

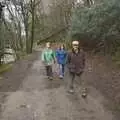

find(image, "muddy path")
[0,51,39,116]
[0,50,119,120]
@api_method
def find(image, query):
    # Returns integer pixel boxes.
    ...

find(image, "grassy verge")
[112,51,120,66]
[0,64,13,74]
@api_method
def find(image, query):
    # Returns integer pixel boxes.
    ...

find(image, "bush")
[70,0,120,53]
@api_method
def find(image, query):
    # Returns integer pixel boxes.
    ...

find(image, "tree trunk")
[30,0,35,53]
[25,27,30,54]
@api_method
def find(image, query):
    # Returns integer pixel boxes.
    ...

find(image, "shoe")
[49,77,53,80]
[81,88,87,98]
[59,75,63,79]
[68,89,74,94]
[82,93,87,98]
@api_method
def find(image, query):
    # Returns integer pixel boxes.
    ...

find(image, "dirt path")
[0,51,117,120]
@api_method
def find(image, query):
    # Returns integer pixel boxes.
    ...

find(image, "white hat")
[72,41,79,45]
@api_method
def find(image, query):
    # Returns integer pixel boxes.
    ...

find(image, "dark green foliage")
[71,0,120,53]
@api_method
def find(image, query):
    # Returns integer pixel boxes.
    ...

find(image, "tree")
[5,0,41,54]
[70,0,120,54]
[37,0,75,44]
[30,0,36,53]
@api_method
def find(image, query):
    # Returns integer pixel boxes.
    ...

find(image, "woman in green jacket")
[41,42,56,80]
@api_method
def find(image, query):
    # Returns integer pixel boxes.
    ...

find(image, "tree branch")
[37,25,69,44]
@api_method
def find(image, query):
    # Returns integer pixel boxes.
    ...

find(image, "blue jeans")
[59,64,65,77]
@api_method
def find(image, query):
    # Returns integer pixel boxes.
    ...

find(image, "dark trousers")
[45,65,53,77]
[69,72,82,90]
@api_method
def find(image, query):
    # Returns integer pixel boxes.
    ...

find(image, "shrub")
[70,0,120,54]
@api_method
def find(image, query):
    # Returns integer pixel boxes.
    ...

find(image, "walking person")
[67,40,85,93]
[41,42,56,80]
[56,44,67,79]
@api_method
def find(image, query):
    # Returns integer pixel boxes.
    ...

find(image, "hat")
[72,41,79,45]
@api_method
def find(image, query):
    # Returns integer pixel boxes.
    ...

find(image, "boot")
[81,88,87,98]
